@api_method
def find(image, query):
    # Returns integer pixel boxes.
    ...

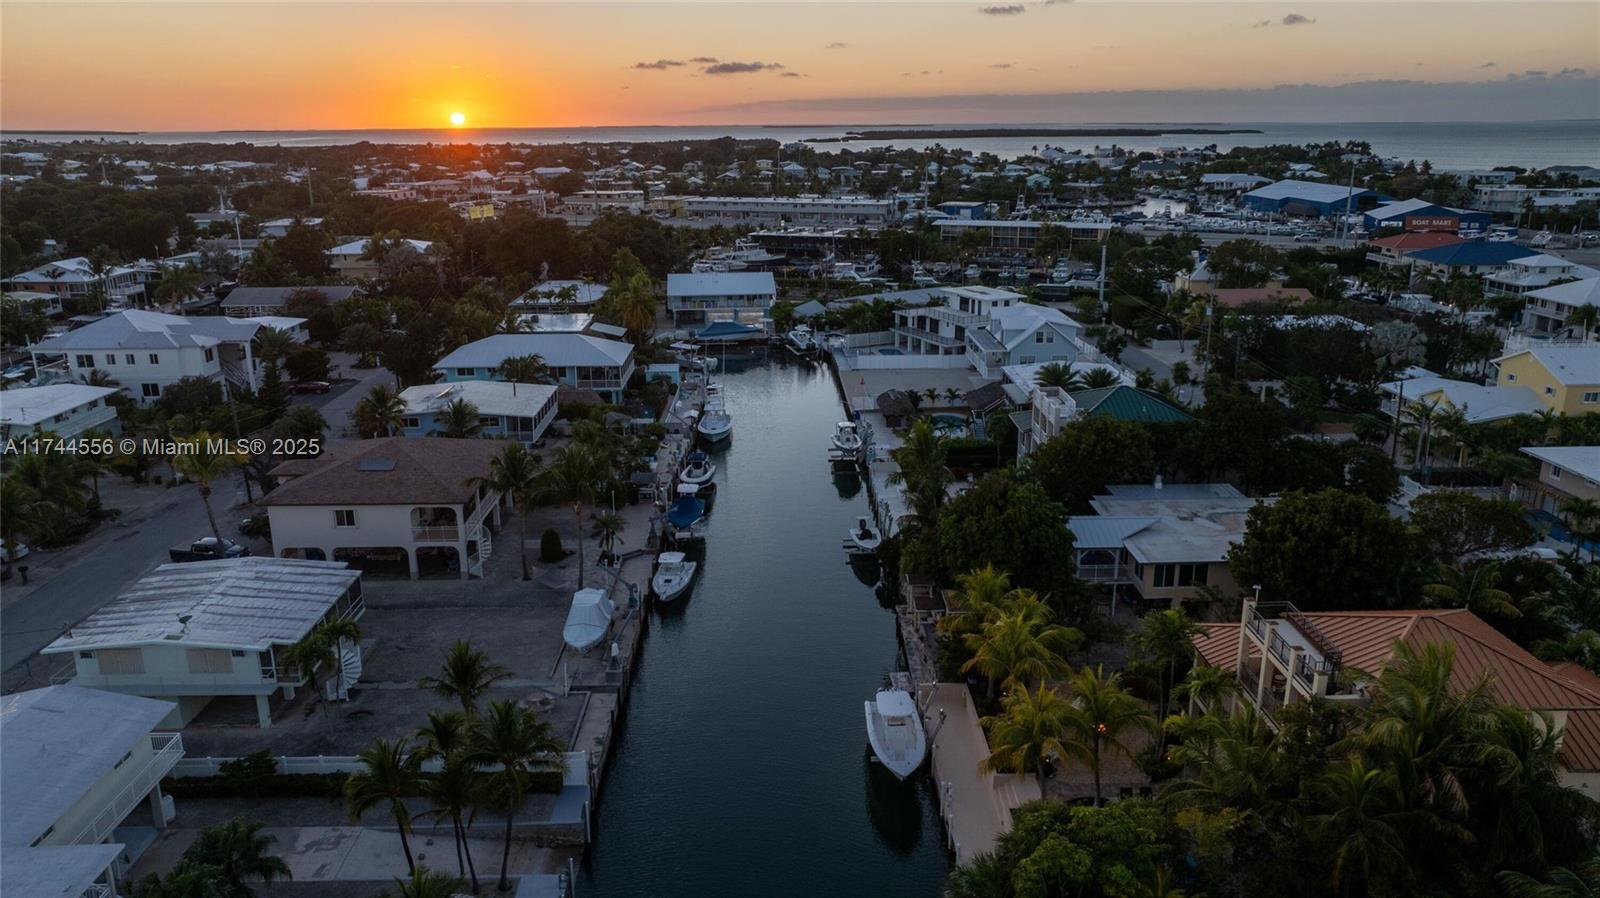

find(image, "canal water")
[579,357,950,896]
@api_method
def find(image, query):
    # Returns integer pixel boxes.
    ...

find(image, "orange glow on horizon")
[449,111,466,127]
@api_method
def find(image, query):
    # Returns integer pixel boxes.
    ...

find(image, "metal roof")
[0,385,118,427]
[1494,344,1600,386]
[264,436,509,507]
[1524,274,1600,308]
[42,558,359,653]
[1406,241,1538,267]
[1066,515,1157,549]
[1520,445,1600,482]
[666,272,777,297]
[1,686,174,850]
[399,380,559,419]
[1072,386,1195,424]
[1243,179,1377,205]
[434,333,633,370]
[220,285,360,309]
[29,309,299,353]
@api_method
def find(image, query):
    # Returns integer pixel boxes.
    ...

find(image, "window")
[125,353,136,365]
[203,348,215,362]
[1152,563,1209,589]
[104,353,116,366]
[75,354,94,368]
[96,647,145,675]
[1545,386,1556,396]
[1583,392,1599,404]
[455,367,475,377]
[1551,466,1563,480]
[141,383,160,398]
[186,647,233,674]
[478,416,500,427]
[334,509,357,527]
[1506,373,1517,382]
[149,353,161,365]
[1020,355,1036,364]
[400,417,420,429]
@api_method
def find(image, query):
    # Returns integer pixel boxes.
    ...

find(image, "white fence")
[840,330,894,348]
[171,750,587,779]
[842,354,973,371]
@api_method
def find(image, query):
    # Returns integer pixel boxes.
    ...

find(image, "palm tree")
[346,738,424,876]
[183,817,293,897]
[354,384,407,438]
[1306,759,1416,897]
[415,709,471,759]
[316,617,362,697]
[467,700,564,893]
[936,564,1015,638]
[1174,664,1238,715]
[887,419,952,523]
[1,478,43,562]
[171,431,245,546]
[1133,867,1189,898]
[469,443,541,580]
[1563,302,1598,343]
[154,264,203,312]
[1422,563,1521,619]
[1136,609,1200,728]
[1034,362,1084,391]
[420,641,511,716]
[539,444,604,589]
[1060,665,1156,806]
[417,755,483,892]
[390,866,466,898]
[981,683,1073,791]
[590,510,626,563]
[1081,367,1120,389]
[496,354,549,385]
[960,601,1079,699]
[436,398,482,439]
[1561,497,1600,561]
[1497,852,1600,898]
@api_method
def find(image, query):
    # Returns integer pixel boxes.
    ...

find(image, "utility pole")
[1097,239,1108,319]
[1341,159,1358,246]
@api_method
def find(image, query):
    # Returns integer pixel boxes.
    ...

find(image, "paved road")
[1,476,241,681]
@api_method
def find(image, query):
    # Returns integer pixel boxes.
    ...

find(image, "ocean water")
[8,120,1598,169]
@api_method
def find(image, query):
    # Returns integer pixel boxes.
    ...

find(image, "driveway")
[297,352,395,442]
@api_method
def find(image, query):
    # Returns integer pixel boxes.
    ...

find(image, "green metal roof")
[1072,385,1194,424]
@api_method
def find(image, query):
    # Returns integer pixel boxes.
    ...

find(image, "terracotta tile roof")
[1210,287,1315,308]
[263,437,511,507]
[1188,609,1600,712]
[1367,232,1468,252]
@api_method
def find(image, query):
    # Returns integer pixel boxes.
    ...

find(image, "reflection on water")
[833,471,863,500]
[863,745,927,856]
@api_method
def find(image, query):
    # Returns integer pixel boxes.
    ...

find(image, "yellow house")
[1494,346,1600,416]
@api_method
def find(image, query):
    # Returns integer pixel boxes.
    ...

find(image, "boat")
[680,451,716,486]
[667,494,706,531]
[963,264,981,280]
[704,238,785,269]
[651,551,697,602]
[697,394,733,443]
[690,259,732,273]
[563,588,615,654]
[845,515,882,555]
[784,324,819,354]
[831,420,865,453]
[864,687,927,780]
[695,320,765,345]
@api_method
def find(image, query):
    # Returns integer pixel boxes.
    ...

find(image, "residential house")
[3,289,66,318]
[0,384,120,440]
[41,558,364,728]
[665,272,777,326]
[1198,173,1271,194]
[1,686,184,898]
[648,195,893,228]
[1379,373,1547,425]
[262,437,510,580]
[258,217,326,238]
[1189,602,1600,796]
[1515,275,1600,337]
[397,380,559,445]
[1365,231,1468,267]
[967,302,1088,377]
[1405,241,1538,278]
[1067,482,1254,611]
[1493,345,1600,415]
[27,309,306,403]
[327,237,434,279]
[2,257,157,307]
[513,280,607,310]
[219,284,362,317]
[893,285,1021,357]
[1485,254,1598,303]
[432,333,636,402]
[1514,445,1600,522]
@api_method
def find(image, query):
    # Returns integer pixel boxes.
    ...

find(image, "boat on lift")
[864,685,927,780]
[651,551,697,602]
[680,451,716,486]
[845,515,882,555]
[784,324,820,355]
[563,588,615,654]
[832,420,865,453]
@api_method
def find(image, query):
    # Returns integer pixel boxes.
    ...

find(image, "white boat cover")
[876,690,917,718]
[563,588,615,652]
[658,551,686,565]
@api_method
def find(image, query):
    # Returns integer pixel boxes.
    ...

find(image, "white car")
[2,543,31,564]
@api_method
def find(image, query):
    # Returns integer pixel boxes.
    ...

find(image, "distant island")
[806,127,1262,142]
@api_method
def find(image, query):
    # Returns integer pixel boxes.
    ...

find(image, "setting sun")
[448,111,465,127]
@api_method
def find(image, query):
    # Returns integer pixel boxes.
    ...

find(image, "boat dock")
[920,683,1040,864]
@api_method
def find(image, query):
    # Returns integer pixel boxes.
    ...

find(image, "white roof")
[988,303,1082,349]
[666,272,777,297]
[1494,345,1600,385]
[1521,445,1600,482]
[936,218,1113,232]
[1380,376,1547,423]
[399,380,559,418]
[328,237,433,256]
[4,256,143,286]
[434,333,633,370]
[1525,275,1600,309]
[1366,197,1476,220]
[1244,179,1368,204]
[42,558,360,653]
[1,686,174,852]
[515,280,607,307]
[29,309,298,353]
[0,384,118,427]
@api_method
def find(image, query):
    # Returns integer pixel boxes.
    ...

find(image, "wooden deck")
[921,683,1040,864]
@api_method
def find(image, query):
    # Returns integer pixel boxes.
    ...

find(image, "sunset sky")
[2,2,1597,130]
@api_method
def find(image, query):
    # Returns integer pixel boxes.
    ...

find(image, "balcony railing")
[1076,563,1130,582]
[893,325,965,347]
[412,525,460,542]
[72,732,184,846]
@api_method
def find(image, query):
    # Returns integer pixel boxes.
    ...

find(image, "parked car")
[1,543,31,563]
[169,537,251,562]
[289,380,332,394]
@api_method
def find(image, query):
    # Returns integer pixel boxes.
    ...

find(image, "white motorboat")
[651,551,697,602]
[563,588,615,654]
[846,515,882,554]
[784,325,819,354]
[680,451,716,485]
[864,688,927,780]
[963,264,981,280]
[690,259,733,273]
[697,394,733,443]
[832,421,865,453]
[706,238,784,269]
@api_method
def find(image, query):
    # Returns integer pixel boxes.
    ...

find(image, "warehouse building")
[1241,179,1385,218]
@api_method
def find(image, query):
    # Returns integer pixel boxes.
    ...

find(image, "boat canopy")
[667,496,706,528]
[876,690,917,719]
[658,551,686,565]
